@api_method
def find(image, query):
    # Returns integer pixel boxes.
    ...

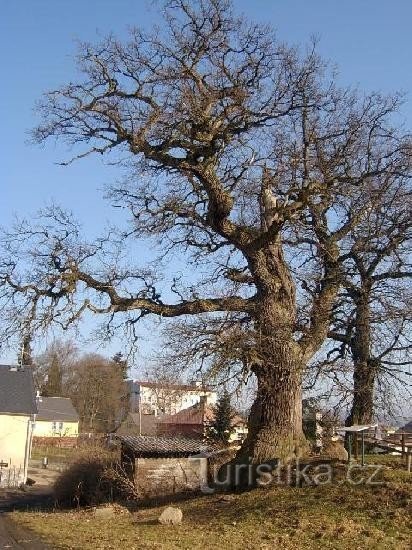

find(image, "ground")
[8,456,412,550]
[0,514,51,550]
[0,461,57,548]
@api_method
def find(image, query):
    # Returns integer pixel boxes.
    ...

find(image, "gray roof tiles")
[0,365,37,416]
[36,396,79,422]
[116,435,212,457]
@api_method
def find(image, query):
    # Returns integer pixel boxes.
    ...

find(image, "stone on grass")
[158,506,183,525]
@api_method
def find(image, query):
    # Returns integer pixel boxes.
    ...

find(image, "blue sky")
[1,0,412,369]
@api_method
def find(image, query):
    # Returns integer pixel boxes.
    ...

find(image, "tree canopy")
[0,0,411,463]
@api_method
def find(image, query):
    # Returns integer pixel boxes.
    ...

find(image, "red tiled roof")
[158,403,247,427]
[158,403,214,425]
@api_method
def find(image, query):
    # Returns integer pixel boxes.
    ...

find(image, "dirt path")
[0,513,53,549]
[0,464,56,549]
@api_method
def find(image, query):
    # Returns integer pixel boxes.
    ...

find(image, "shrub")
[53,445,119,506]
[53,442,143,507]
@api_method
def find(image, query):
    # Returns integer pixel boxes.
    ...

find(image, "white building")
[0,365,37,487]
[33,396,79,438]
[127,380,217,416]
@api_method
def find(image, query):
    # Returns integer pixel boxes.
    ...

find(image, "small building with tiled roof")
[33,396,79,438]
[0,365,37,487]
[117,435,211,499]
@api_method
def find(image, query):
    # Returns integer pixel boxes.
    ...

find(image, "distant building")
[157,399,248,443]
[33,396,79,437]
[0,365,37,487]
[397,420,412,434]
[116,412,157,436]
[127,380,217,416]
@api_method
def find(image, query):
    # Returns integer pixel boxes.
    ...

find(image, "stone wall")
[134,457,207,498]
[32,436,79,448]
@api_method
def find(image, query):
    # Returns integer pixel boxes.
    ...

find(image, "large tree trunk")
[240,352,306,464]
[237,241,308,465]
[346,290,375,425]
[347,361,376,425]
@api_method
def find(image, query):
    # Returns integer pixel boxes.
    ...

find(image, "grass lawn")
[12,457,411,550]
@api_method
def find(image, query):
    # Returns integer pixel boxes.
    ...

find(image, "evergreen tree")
[207,391,234,445]
[42,354,63,396]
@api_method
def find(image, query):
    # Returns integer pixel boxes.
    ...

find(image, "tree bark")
[238,242,308,464]
[347,361,376,425]
[240,352,306,464]
[346,291,375,425]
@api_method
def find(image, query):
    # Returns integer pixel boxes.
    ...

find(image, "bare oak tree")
[328,178,412,424]
[1,0,411,462]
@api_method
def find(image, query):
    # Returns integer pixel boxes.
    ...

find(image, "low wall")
[133,457,207,498]
[32,436,79,448]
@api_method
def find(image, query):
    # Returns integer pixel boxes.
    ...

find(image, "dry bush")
[101,465,141,502]
[53,443,122,506]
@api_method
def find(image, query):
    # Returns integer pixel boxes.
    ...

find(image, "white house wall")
[0,413,33,487]
[33,420,79,438]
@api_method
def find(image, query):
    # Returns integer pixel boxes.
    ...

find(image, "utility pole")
[138,389,142,436]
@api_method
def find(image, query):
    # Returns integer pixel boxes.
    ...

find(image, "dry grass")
[11,457,412,550]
